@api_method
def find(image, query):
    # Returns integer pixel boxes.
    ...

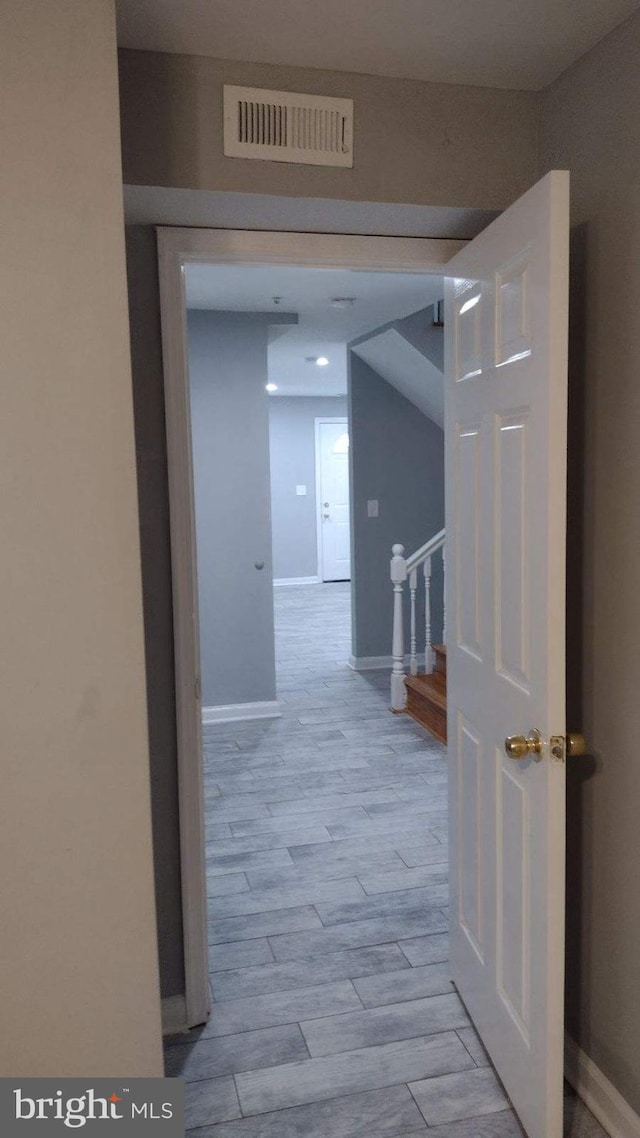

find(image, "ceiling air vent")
[223,85,353,168]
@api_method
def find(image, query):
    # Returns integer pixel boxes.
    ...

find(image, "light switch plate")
[296,485,307,496]
[367,499,379,518]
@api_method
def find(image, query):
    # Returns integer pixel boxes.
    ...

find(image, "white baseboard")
[162,995,188,1036]
[202,701,282,725]
[565,1033,640,1138]
[348,653,426,672]
[273,576,321,586]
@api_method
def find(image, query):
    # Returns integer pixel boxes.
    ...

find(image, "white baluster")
[423,554,433,673]
[390,544,407,710]
[442,546,447,646]
[409,568,418,676]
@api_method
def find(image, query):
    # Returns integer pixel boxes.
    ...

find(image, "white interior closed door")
[317,419,351,581]
[444,171,569,1138]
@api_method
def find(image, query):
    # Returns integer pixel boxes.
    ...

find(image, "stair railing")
[390,528,445,710]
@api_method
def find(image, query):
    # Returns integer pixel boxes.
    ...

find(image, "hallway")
[165,583,603,1138]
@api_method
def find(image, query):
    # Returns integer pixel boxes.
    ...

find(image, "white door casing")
[316,418,351,581]
[156,229,459,1030]
[444,171,569,1138]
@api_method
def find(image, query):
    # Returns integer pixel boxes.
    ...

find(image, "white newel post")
[390,544,407,709]
[424,554,433,673]
[409,567,418,676]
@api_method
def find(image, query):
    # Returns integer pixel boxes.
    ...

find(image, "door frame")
[156,226,464,1029]
[315,416,349,582]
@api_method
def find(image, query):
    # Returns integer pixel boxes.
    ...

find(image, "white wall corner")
[202,701,281,725]
[565,1033,640,1138]
[161,995,189,1037]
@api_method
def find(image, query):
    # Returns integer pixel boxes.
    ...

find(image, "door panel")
[455,424,482,658]
[444,171,569,1138]
[457,713,483,956]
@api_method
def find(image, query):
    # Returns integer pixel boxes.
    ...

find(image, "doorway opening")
[165,238,452,1101]
[156,181,591,1138]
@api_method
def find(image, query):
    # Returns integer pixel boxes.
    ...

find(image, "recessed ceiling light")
[316,357,329,367]
[330,297,357,309]
[265,383,278,392]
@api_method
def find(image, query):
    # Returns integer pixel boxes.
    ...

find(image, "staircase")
[389,530,447,744]
[404,644,447,742]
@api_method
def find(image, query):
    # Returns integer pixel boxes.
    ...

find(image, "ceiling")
[185,263,443,396]
[116,0,640,91]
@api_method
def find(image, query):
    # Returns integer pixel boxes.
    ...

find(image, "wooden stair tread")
[433,644,446,656]
[404,672,447,710]
[411,671,446,698]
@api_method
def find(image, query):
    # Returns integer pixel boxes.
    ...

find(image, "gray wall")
[188,310,289,709]
[349,354,445,659]
[120,46,541,1001]
[0,0,162,1074]
[119,50,540,210]
[269,396,348,580]
[540,7,640,1113]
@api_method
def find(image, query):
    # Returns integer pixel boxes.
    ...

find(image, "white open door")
[444,171,569,1138]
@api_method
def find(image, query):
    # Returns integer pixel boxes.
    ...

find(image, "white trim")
[565,1034,640,1138]
[202,701,281,725]
[157,236,211,1032]
[405,527,446,572]
[273,576,321,586]
[156,225,462,1037]
[157,228,463,274]
[349,652,426,671]
[315,416,349,583]
[161,995,189,1037]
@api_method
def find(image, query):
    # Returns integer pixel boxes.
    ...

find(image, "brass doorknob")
[505,728,542,761]
[567,732,586,757]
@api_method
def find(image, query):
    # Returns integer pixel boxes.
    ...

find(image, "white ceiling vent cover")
[223,85,353,168]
